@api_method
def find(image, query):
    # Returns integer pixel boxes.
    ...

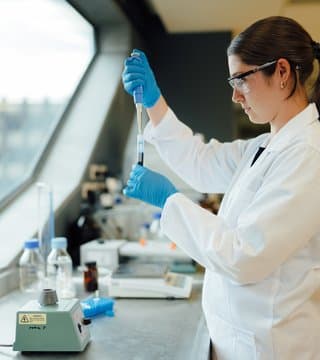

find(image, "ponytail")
[310,41,320,111]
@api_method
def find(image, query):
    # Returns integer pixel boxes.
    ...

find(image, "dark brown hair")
[227,16,320,107]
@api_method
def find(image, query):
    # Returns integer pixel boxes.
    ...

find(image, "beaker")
[37,182,55,277]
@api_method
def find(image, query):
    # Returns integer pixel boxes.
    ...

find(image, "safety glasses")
[228,60,277,93]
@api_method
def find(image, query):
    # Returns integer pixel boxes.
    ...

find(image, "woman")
[122,16,320,359]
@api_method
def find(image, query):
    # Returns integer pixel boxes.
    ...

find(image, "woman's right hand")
[122,49,161,108]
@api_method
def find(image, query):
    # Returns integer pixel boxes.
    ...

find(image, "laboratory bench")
[0,277,210,360]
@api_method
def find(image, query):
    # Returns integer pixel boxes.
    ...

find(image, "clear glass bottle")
[19,239,44,293]
[47,237,75,299]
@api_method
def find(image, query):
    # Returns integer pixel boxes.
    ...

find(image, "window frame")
[0,24,131,277]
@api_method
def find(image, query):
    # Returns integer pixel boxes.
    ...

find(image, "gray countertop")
[0,277,210,360]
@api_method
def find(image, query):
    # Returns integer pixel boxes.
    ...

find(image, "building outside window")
[0,0,95,206]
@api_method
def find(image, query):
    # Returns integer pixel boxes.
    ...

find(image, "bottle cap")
[114,196,122,204]
[153,212,162,219]
[51,237,67,249]
[24,238,40,249]
[85,261,97,268]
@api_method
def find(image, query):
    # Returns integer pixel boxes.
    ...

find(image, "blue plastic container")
[81,297,115,318]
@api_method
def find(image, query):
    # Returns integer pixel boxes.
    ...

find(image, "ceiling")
[148,0,320,39]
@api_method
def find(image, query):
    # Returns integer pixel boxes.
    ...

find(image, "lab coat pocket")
[210,314,257,360]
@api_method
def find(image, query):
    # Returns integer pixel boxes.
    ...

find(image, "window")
[0,0,95,205]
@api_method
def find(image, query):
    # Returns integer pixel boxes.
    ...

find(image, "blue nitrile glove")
[122,49,161,108]
[123,165,178,208]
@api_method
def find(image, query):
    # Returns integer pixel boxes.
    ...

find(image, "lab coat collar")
[265,103,319,152]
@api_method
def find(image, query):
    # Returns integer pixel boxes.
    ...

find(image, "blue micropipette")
[131,52,144,165]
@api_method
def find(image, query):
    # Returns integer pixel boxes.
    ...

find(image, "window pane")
[0,0,95,204]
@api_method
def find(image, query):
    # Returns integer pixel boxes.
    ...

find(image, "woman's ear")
[277,58,291,83]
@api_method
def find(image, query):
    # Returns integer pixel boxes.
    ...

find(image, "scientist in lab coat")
[122,16,320,360]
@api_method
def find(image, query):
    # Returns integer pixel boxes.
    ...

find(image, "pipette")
[134,90,144,165]
[131,52,144,165]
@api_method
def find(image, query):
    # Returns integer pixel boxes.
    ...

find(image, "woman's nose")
[232,87,244,103]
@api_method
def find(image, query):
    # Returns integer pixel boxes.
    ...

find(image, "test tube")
[131,51,145,165]
[137,133,144,165]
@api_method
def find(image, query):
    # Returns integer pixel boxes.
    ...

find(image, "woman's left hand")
[123,165,178,208]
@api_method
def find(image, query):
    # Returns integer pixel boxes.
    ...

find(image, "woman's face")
[228,54,282,125]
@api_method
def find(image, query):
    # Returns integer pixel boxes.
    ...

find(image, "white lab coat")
[144,103,320,360]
